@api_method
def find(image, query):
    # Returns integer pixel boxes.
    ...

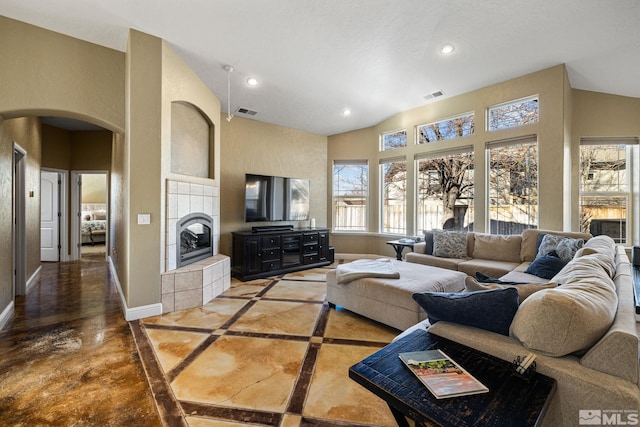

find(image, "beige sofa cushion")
[473,233,522,263]
[510,253,617,356]
[457,259,520,278]
[520,229,592,262]
[464,276,557,304]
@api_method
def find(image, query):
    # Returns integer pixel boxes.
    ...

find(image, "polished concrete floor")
[0,257,400,426]
[136,264,400,426]
[0,255,160,426]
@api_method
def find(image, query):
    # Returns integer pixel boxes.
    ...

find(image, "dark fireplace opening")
[178,213,213,268]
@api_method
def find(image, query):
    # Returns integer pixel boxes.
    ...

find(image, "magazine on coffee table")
[399,349,489,399]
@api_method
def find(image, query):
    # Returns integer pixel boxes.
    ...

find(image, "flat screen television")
[244,174,310,222]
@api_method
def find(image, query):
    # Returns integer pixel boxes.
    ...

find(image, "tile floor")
[133,264,401,426]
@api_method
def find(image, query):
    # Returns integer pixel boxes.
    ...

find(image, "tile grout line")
[128,320,187,427]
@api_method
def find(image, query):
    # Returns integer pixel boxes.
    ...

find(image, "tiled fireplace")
[162,179,230,313]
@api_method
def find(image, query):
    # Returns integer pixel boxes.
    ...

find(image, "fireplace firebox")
[177,213,213,268]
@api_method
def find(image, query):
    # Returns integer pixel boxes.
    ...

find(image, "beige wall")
[0,117,41,309]
[0,118,12,311]
[71,131,113,170]
[81,174,107,204]
[123,30,163,307]
[41,125,72,170]
[219,116,328,256]
[328,65,570,256]
[0,16,125,131]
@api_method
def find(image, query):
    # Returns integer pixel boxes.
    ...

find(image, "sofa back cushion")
[510,252,617,357]
[520,229,592,262]
[472,233,522,263]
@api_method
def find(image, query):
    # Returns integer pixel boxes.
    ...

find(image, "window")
[579,138,639,244]
[381,129,407,151]
[487,96,539,131]
[487,136,538,234]
[417,113,474,144]
[332,161,368,231]
[380,157,406,234]
[416,149,474,233]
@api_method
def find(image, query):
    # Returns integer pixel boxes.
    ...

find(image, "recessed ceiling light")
[440,44,455,54]
[342,108,351,116]
[246,77,259,86]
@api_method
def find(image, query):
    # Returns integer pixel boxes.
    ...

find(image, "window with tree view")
[579,139,638,244]
[333,161,368,231]
[488,137,538,234]
[380,158,406,234]
[488,96,539,131]
[417,113,474,144]
[416,150,474,233]
[381,129,407,151]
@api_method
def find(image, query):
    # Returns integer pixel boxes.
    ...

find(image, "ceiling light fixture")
[440,43,455,54]
[343,108,351,116]
[246,77,259,87]
[224,64,234,122]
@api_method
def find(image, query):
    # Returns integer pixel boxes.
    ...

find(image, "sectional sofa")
[399,231,640,426]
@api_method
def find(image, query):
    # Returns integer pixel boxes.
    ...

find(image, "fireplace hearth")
[177,212,213,268]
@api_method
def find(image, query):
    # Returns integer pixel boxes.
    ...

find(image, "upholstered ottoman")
[326,261,466,330]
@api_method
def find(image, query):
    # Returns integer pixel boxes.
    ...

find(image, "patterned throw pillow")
[432,230,468,259]
[536,234,584,263]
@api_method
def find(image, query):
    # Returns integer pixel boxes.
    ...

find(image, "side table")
[386,239,415,261]
[349,329,555,427]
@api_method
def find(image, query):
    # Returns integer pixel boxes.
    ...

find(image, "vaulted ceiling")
[2,0,639,135]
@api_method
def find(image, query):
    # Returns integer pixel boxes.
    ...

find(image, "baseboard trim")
[0,301,14,331]
[26,265,42,292]
[108,256,163,321]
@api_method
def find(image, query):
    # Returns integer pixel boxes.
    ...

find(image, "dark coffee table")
[349,329,555,427]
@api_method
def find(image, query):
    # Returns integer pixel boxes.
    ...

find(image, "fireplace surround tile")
[163,179,228,314]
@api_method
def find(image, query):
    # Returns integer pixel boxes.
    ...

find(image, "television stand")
[232,228,331,281]
[251,225,294,233]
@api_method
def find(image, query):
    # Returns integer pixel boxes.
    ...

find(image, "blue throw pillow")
[412,288,519,335]
[525,249,567,279]
[423,230,435,255]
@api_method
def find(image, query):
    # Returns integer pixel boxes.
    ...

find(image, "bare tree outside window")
[417,152,474,232]
[417,113,474,144]
[488,142,538,234]
[381,129,407,151]
[488,97,539,131]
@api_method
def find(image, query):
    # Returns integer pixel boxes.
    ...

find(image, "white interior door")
[41,171,60,261]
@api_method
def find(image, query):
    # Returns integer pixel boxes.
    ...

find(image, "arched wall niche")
[170,101,214,179]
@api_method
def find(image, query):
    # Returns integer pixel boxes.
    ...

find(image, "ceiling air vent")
[423,90,444,100]
[236,107,258,116]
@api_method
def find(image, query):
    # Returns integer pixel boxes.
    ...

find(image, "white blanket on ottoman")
[336,258,400,284]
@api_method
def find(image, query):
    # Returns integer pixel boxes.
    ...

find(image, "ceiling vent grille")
[424,90,444,100]
[236,107,258,116]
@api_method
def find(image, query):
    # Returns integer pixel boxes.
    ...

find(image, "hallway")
[0,258,159,425]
